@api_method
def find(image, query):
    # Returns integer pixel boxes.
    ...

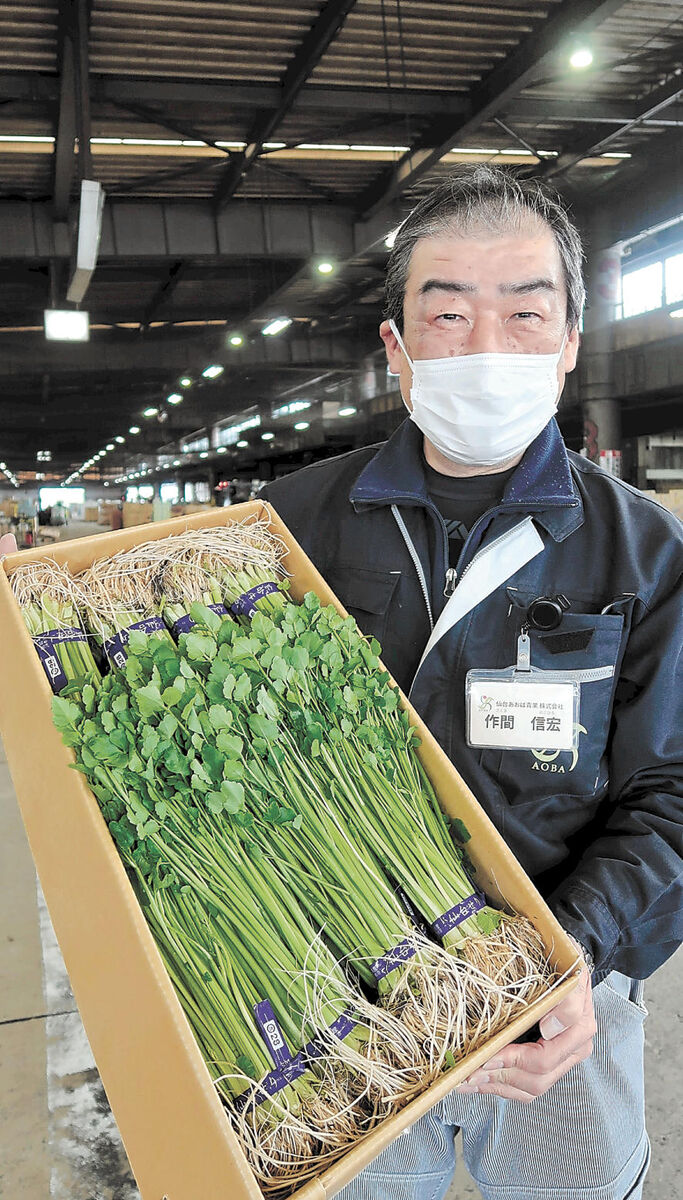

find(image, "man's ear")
[379,319,404,376]
[563,324,580,375]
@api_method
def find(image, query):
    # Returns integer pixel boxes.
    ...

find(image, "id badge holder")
[466,629,580,752]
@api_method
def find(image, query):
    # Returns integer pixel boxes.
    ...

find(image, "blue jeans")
[339,973,650,1200]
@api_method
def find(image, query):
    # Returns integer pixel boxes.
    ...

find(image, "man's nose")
[463,316,508,355]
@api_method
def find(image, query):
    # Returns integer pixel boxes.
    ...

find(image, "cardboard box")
[0,502,580,1200]
[122,500,154,528]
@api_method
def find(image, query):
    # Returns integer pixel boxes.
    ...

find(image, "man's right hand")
[0,533,18,556]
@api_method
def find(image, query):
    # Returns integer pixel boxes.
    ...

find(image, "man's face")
[380,226,579,411]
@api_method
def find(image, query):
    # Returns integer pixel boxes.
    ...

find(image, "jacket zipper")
[455,517,539,593]
[391,504,435,631]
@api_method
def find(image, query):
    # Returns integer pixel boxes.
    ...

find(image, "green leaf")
[291,813,303,831]
[248,713,279,742]
[206,791,224,816]
[111,692,129,715]
[288,645,309,672]
[136,684,164,718]
[450,818,471,844]
[216,731,242,757]
[162,685,183,707]
[220,779,245,813]
[190,602,222,634]
[208,704,231,732]
[52,695,82,731]
[222,758,244,782]
[303,591,320,612]
[81,683,96,714]
[154,801,168,821]
[158,712,178,739]
[444,1049,456,1070]
[233,674,252,703]
[184,632,215,661]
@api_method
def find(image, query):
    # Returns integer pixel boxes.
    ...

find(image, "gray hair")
[384,165,585,331]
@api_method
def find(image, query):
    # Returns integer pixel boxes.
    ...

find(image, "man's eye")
[514,311,540,320]
[438,312,464,321]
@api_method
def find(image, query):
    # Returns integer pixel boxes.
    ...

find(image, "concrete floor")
[1,519,680,1197]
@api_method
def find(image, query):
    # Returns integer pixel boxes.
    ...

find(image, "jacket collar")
[350,417,583,542]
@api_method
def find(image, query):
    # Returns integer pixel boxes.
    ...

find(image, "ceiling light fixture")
[261,431,275,441]
[179,377,192,388]
[115,435,125,443]
[129,425,141,434]
[236,440,249,448]
[106,443,114,451]
[202,364,224,379]
[44,309,90,342]
[199,451,209,458]
[143,407,158,418]
[569,46,593,69]
[294,421,310,431]
[317,261,334,275]
[228,333,244,347]
[261,317,292,337]
[338,406,357,417]
[167,392,183,404]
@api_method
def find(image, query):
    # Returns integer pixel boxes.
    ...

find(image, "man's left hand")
[456,965,596,1103]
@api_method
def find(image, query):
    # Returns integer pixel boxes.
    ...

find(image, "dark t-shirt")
[424,460,517,567]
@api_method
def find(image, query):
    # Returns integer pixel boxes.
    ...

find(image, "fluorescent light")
[199,451,209,458]
[294,421,310,431]
[262,142,286,150]
[202,364,224,378]
[106,443,114,451]
[172,459,181,466]
[262,317,292,337]
[229,333,244,347]
[669,307,683,319]
[236,440,249,448]
[44,309,90,342]
[115,435,125,443]
[216,446,227,453]
[167,392,183,404]
[385,226,401,250]
[338,406,357,417]
[272,400,310,418]
[261,432,275,441]
[129,425,141,434]
[569,47,593,69]
[143,407,158,418]
[180,377,192,387]
[317,261,334,275]
[602,152,631,159]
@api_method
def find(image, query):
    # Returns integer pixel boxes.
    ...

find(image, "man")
[261,167,682,1200]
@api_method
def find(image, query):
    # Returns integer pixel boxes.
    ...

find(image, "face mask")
[389,319,566,467]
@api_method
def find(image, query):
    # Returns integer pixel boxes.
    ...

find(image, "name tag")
[465,630,580,752]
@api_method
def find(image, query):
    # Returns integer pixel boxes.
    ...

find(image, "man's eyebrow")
[418,279,478,296]
[498,277,558,296]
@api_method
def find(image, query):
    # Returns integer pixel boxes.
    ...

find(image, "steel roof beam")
[53,1,78,221]
[356,0,627,221]
[212,0,358,209]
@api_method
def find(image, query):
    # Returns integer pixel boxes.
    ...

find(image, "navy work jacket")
[261,417,683,982]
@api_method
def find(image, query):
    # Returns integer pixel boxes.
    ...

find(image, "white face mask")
[389,319,566,468]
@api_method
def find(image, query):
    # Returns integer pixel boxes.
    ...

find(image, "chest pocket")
[481,599,626,804]
[324,563,401,648]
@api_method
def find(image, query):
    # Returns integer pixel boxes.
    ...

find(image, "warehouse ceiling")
[0,0,681,482]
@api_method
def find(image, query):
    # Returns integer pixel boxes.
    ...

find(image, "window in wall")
[39,486,85,507]
[621,262,663,318]
[160,482,179,503]
[664,252,683,306]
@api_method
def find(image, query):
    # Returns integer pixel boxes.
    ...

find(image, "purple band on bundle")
[103,616,165,668]
[432,893,485,938]
[253,999,292,1069]
[230,580,279,618]
[34,626,87,693]
[304,1006,358,1063]
[370,937,417,981]
[232,1053,309,1114]
[172,603,228,636]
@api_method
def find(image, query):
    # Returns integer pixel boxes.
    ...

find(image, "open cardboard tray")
[0,501,581,1200]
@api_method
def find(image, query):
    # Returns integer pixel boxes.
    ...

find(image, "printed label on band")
[253,999,292,1069]
[304,1006,358,1062]
[103,615,166,668]
[230,580,279,618]
[370,937,417,981]
[234,1007,359,1115]
[432,893,485,938]
[232,1054,309,1114]
[172,603,228,636]
[34,626,87,693]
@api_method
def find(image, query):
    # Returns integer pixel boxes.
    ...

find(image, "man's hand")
[0,533,17,556]
[456,966,596,1103]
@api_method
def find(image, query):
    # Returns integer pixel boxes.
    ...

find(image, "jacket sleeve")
[547,568,683,980]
